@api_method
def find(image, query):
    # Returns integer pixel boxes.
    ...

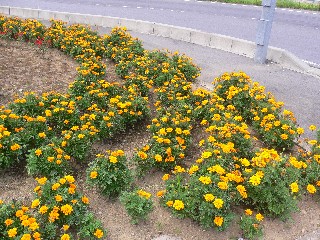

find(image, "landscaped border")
[1,15,320,240]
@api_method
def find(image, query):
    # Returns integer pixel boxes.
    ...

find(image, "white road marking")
[171,9,174,11]
[296,10,301,13]
[137,6,142,9]
[180,10,185,12]
[313,12,317,15]
[251,17,257,20]
[122,6,128,8]
[95,3,100,6]
[150,7,154,9]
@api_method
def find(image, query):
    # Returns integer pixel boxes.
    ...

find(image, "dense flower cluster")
[0,176,105,239]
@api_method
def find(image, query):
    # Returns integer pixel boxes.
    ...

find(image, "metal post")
[254,0,277,64]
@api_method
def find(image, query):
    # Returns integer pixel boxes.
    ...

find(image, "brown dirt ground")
[0,39,320,240]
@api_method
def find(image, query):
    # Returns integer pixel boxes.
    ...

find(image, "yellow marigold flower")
[245,209,253,216]
[8,227,18,237]
[236,185,248,199]
[173,200,184,210]
[296,127,304,135]
[10,143,20,151]
[199,176,212,185]
[52,183,61,190]
[290,182,299,193]
[61,233,70,240]
[94,229,104,238]
[60,204,73,215]
[36,177,47,185]
[137,190,152,199]
[5,218,14,226]
[82,196,90,204]
[202,151,212,159]
[29,221,39,231]
[188,165,199,175]
[154,154,162,162]
[308,140,317,145]
[39,205,48,214]
[280,134,288,140]
[309,125,317,131]
[34,186,41,193]
[48,207,60,222]
[214,216,224,227]
[38,132,46,138]
[108,155,117,163]
[162,174,170,181]
[256,213,264,221]
[15,210,24,217]
[307,184,317,194]
[78,133,85,139]
[64,175,75,183]
[21,233,31,240]
[213,198,224,209]
[63,225,69,231]
[203,193,215,202]
[156,190,166,197]
[217,181,228,190]
[90,171,98,179]
[31,199,40,208]
[173,165,185,174]
[249,175,262,186]
[35,149,42,156]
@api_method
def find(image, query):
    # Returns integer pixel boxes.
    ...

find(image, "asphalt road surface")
[2,0,320,64]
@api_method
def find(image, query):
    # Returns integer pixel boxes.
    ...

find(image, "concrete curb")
[1,5,319,77]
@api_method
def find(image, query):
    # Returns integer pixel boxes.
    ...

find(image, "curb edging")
[1,6,319,77]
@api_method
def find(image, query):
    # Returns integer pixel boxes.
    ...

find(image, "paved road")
[2,0,320,64]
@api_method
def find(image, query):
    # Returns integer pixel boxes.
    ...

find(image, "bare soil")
[1,39,320,240]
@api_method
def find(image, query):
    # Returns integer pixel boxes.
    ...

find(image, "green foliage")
[240,212,263,240]
[120,189,154,224]
[86,150,133,197]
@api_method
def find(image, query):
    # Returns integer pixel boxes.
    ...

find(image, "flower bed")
[0,15,320,240]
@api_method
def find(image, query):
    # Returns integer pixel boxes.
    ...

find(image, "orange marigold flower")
[5,218,14,226]
[81,196,90,204]
[245,209,253,216]
[94,229,104,238]
[214,216,224,227]
[90,171,98,179]
[156,190,166,197]
[10,143,20,151]
[162,174,170,181]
